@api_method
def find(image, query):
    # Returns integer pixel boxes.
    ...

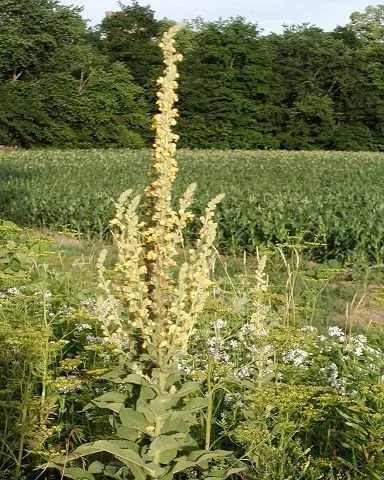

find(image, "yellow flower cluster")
[97,25,224,367]
[249,252,269,331]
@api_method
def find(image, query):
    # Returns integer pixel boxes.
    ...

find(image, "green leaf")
[188,449,232,465]
[99,367,126,382]
[116,425,140,441]
[89,391,126,413]
[123,373,154,389]
[173,381,201,398]
[160,411,196,434]
[147,435,180,464]
[0,248,10,258]
[88,461,104,474]
[9,257,21,272]
[182,397,209,412]
[119,407,150,432]
[1,221,18,229]
[128,463,147,480]
[63,467,96,480]
[171,460,196,474]
[72,440,159,476]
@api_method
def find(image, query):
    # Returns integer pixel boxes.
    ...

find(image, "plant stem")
[14,363,32,480]
[205,357,213,450]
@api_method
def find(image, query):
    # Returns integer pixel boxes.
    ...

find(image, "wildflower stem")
[205,355,214,450]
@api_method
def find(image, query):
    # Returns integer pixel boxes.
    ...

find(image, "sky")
[60,0,382,33]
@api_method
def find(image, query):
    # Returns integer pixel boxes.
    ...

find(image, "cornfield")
[1,149,384,261]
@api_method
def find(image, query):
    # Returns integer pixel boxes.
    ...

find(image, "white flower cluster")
[235,365,255,378]
[34,290,52,298]
[5,287,21,295]
[80,298,97,310]
[328,326,345,342]
[206,335,228,362]
[323,363,346,394]
[86,335,105,345]
[282,348,309,367]
[214,318,227,329]
[76,323,92,331]
[97,297,121,316]
[57,304,73,316]
[240,322,268,336]
[345,334,367,356]
[300,325,317,333]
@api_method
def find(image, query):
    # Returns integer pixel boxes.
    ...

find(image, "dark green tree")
[349,4,384,41]
[177,17,283,149]
[267,25,354,149]
[98,1,164,91]
[0,0,149,147]
[0,0,87,82]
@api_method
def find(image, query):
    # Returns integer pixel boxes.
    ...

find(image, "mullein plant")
[45,25,240,480]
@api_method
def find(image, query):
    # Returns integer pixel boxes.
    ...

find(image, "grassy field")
[2,149,384,262]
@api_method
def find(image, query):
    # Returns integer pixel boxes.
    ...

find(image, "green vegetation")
[2,11,384,480]
[1,221,384,480]
[2,149,384,262]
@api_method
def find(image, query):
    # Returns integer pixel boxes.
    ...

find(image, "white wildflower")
[58,305,73,315]
[85,335,104,344]
[328,326,345,342]
[76,323,92,331]
[6,287,21,295]
[301,325,317,333]
[282,348,309,367]
[241,322,256,334]
[80,298,97,309]
[214,318,227,329]
[236,366,253,378]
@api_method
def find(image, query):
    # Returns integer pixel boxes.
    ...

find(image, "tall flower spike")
[143,25,184,326]
[97,25,224,368]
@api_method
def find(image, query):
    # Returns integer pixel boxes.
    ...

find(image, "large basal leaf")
[116,425,141,441]
[88,461,104,474]
[171,459,197,475]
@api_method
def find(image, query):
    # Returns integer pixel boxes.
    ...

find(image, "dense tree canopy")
[0,0,148,147]
[1,0,384,150]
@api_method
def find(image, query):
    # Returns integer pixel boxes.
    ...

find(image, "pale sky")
[60,0,382,33]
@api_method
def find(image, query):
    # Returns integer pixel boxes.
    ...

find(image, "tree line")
[1,0,384,150]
